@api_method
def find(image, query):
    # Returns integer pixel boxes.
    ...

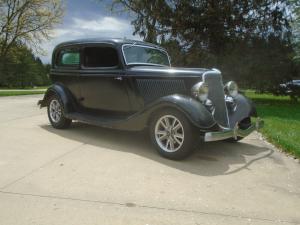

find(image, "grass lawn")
[0,86,48,90]
[246,91,300,158]
[0,89,46,96]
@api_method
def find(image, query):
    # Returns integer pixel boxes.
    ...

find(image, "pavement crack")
[0,143,86,190]
[0,190,298,225]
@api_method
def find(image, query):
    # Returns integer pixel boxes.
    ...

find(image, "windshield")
[122,44,170,66]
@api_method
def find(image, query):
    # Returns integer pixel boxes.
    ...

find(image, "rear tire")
[225,136,243,142]
[225,117,252,142]
[47,94,72,129]
[149,109,197,160]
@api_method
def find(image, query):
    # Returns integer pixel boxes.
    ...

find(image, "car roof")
[54,38,161,49]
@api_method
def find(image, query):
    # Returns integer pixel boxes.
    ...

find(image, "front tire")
[47,94,72,129]
[149,109,197,160]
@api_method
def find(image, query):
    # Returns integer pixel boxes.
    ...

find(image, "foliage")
[0,42,51,88]
[109,1,293,43]
[0,0,64,59]
[246,91,300,158]
[106,0,298,91]
[290,0,300,64]
[0,0,64,88]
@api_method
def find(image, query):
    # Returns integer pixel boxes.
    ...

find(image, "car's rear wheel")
[47,94,72,129]
[149,109,197,160]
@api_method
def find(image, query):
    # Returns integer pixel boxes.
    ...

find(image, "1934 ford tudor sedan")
[38,38,264,160]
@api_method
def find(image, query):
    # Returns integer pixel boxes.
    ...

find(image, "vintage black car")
[38,38,264,159]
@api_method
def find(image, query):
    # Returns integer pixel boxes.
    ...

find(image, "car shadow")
[40,122,273,176]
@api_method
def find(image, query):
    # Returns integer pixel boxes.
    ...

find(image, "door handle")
[114,76,123,81]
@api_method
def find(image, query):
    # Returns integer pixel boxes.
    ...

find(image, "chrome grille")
[137,79,186,103]
[203,72,229,128]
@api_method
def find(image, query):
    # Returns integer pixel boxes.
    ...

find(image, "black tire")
[149,108,197,160]
[225,117,251,142]
[225,136,244,143]
[47,94,72,129]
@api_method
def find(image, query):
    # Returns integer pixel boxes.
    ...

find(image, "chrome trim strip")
[212,68,221,73]
[204,118,264,142]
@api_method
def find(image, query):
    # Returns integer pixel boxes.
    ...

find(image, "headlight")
[191,82,209,102]
[225,81,238,97]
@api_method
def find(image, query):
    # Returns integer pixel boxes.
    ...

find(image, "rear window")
[83,47,119,68]
[57,49,80,66]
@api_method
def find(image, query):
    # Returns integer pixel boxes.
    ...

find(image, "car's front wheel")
[149,109,197,160]
[47,94,72,129]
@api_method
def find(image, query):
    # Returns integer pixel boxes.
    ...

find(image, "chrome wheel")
[154,115,184,153]
[49,99,62,123]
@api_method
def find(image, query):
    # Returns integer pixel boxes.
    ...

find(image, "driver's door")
[78,44,131,113]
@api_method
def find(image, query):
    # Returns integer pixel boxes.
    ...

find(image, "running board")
[65,112,146,131]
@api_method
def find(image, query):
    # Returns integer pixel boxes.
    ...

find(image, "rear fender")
[38,83,75,114]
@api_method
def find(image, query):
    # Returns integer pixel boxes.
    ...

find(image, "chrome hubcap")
[155,115,184,152]
[49,99,62,123]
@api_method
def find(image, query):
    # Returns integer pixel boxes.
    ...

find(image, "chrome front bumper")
[204,118,264,142]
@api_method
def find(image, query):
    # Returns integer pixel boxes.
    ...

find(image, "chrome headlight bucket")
[225,81,238,97]
[191,82,209,102]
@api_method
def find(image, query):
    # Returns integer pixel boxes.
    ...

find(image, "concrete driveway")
[0,95,299,225]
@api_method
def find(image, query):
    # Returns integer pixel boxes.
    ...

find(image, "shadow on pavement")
[41,122,273,176]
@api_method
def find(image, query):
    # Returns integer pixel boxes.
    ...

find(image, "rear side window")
[57,49,80,67]
[83,47,119,68]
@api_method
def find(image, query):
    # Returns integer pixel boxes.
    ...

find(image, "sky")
[39,0,140,63]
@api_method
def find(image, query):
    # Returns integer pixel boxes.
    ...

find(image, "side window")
[57,49,80,67]
[83,47,119,68]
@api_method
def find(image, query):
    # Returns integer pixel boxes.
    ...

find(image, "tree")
[107,0,294,51]
[104,0,297,91]
[290,0,300,68]
[0,42,50,87]
[0,0,63,88]
[0,0,64,59]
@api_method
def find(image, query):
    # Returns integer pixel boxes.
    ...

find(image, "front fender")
[113,94,216,131]
[38,83,75,114]
[228,94,257,128]
[247,97,257,117]
[145,94,216,129]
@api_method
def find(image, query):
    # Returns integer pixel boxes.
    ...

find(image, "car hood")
[126,66,212,78]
